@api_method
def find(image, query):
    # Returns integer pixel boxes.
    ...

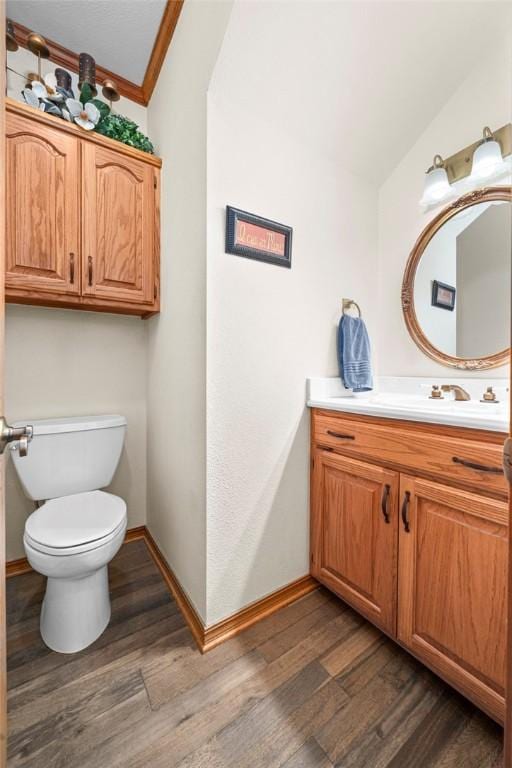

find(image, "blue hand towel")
[338,315,373,392]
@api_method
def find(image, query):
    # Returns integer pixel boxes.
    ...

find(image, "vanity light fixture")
[470,126,505,181]
[419,124,511,205]
[420,155,453,205]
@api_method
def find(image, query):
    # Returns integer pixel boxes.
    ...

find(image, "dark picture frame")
[225,206,293,268]
[431,280,456,311]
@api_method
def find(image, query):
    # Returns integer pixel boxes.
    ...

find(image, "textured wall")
[146,0,233,621]
[205,12,379,623]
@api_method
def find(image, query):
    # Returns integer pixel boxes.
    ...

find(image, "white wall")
[378,37,511,378]
[6,306,147,559]
[146,0,233,622]
[5,51,150,560]
[205,6,378,625]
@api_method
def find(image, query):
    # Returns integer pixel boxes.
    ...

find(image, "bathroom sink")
[365,392,506,415]
[307,377,509,433]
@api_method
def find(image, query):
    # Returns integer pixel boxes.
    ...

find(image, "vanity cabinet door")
[6,111,80,296]
[81,142,155,306]
[398,475,507,723]
[311,450,399,635]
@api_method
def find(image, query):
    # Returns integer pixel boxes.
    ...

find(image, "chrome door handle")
[0,417,33,457]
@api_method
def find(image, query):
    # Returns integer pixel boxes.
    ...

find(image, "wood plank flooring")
[6,540,504,767]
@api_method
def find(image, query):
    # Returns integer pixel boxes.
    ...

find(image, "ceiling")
[6,0,167,85]
[214,0,512,183]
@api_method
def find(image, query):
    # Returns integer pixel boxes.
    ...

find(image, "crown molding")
[10,1,184,108]
[142,0,184,103]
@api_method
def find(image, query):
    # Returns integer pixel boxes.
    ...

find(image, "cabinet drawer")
[313,411,507,497]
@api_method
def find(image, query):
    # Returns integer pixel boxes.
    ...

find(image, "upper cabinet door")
[82,143,154,305]
[398,475,507,723]
[311,450,399,635]
[6,112,79,295]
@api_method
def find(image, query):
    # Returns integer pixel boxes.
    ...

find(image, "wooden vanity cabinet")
[5,98,161,317]
[310,409,508,723]
[398,475,507,721]
[311,451,398,635]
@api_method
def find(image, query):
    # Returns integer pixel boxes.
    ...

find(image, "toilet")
[10,414,128,654]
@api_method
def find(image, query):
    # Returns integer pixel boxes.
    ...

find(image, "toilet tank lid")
[13,414,127,436]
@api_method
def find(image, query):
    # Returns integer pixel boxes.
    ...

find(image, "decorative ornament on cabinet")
[8,36,154,154]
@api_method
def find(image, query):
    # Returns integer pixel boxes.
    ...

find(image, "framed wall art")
[225,206,293,268]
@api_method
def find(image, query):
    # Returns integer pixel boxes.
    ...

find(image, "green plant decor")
[95,113,155,155]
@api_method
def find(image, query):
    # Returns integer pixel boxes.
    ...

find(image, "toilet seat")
[24,490,127,556]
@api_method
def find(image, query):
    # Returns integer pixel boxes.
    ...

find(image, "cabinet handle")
[381,484,391,524]
[88,256,93,287]
[401,491,411,533]
[452,456,503,474]
[326,430,355,440]
[69,252,75,284]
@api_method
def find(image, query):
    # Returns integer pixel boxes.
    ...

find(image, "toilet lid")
[25,491,127,549]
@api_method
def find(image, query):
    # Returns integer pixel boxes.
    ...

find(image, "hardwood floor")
[6,540,503,767]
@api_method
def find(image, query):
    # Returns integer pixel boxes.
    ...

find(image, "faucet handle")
[429,385,443,400]
[481,386,499,404]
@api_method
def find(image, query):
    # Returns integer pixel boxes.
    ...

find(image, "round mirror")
[402,187,511,369]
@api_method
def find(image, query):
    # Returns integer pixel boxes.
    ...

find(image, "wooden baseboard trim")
[123,526,146,543]
[5,557,31,579]
[141,527,205,652]
[6,524,318,654]
[202,575,319,653]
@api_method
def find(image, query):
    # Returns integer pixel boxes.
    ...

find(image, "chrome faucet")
[440,384,471,401]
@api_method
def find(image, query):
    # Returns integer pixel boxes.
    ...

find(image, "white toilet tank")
[10,415,127,501]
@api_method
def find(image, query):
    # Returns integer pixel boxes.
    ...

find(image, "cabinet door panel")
[311,451,398,634]
[82,143,154,304]
[398,475,507,722]
[6,112,79,294]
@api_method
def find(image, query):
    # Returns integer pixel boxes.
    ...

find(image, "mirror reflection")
[414,199,511,359]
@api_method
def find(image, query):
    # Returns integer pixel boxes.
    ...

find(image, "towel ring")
[342,298,362,318]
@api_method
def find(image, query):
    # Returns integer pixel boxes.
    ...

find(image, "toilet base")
[41,566,111,653]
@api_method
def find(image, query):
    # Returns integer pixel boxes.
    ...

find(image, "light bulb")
[471,129,504,180]
[420,155,452,205]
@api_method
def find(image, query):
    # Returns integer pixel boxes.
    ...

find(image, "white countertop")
[307,377,509,433]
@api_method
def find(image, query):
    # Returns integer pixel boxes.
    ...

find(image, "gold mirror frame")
[402,186,512,370]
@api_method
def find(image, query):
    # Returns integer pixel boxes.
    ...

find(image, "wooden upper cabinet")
[398,475,507,722]
[81,143,155,306]
[6,111,79,295]
[4,98,161,316]
[311,450,399,634]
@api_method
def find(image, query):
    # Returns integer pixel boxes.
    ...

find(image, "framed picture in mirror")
[431,280,456,311]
